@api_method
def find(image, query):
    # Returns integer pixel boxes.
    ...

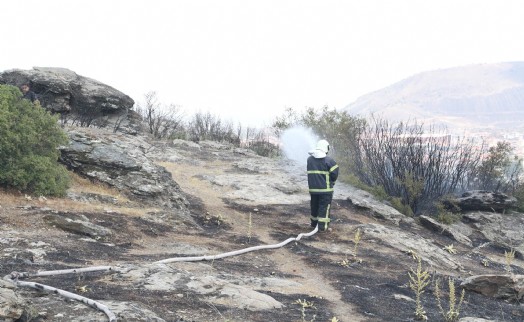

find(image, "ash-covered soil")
[1,141,523,322]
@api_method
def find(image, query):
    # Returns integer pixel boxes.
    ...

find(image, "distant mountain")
[344,62,524,131]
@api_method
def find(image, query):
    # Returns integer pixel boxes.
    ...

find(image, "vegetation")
[272,106,524,216]
[0,85,70,196]
[130,92,280,157]
[408,255,431,321]
[134,91,184,139]
[504,248,516,275]
[434,278,465,322]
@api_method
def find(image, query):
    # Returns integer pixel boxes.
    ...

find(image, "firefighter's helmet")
[316,140,330,154]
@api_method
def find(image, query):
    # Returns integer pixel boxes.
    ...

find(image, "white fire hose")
[4,225,318,322]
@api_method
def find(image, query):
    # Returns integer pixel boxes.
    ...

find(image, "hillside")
[1,127,524,322]
[344,62,524,131]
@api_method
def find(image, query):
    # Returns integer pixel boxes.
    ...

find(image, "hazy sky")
[2,0,524,126]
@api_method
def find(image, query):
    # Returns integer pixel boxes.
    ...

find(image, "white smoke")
[280,126,318,165]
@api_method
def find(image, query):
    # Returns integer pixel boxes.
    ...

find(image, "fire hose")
[4,225,318,322]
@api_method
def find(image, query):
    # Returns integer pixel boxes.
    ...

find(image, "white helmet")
[309,139,330,158]
[316,140,330,153]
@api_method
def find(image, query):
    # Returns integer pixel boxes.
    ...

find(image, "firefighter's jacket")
[307,155,339,194]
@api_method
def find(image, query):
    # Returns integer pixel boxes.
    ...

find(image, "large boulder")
[0,67,134,113]
[461,274,524,301]
[59,127,188,212]
[453,190,517,213]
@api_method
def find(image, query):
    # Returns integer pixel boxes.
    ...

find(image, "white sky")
[2,0,524,126]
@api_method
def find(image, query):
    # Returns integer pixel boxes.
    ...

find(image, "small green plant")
[504,248,516,274]
[330,317,340,322]
[481,258,490,267]
[434,277,465,322]
[443,244,457,254]
[295,299,316,322]
[247,212,253,243]
[437,211,462,225]
[408,255,431,320]
[352,228,362,259]
[340,228,363,267]
[390,197,415,217]
[216,214,223,226]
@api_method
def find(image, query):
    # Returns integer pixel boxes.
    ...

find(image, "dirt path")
[160,158,367,321]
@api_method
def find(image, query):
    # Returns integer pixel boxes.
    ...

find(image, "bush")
[0,85,70,196]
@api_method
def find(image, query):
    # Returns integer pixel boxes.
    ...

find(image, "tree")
[473,141,523,192]
[134,91,184,139]
[0,85,70,196]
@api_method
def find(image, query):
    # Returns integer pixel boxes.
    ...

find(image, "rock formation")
[454,190,517,212]
[59,127,189,214]
[0,67,134,113]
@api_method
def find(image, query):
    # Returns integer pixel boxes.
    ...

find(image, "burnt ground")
[2,196,523,322]
[1,149,524,322]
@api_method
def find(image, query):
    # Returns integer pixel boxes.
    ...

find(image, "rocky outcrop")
[358,223,463,270]
[0,67,134,113]
[0,280,25,322]
[122,263,284,311]
[463,211,524,257]
[59,127,189,213]
[347,189,414,226]
[461,274,524,301]
[453,190,517,213]
[419,215,473,246]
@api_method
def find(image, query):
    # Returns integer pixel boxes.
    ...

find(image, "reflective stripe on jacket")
[307,155,339,194]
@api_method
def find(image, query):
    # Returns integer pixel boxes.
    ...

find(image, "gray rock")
[59,128,190,215]
[454,190,516,213]
[459,318,498,322]
[463,211,524,257]
[43,213,112,239]
[0,67,134,113]
[123,264,283,311]
[103,301,167,322]
[0,280,25,321]
[359,223,463,270]
[419,215,473,247]
[347,189,414,226]
[172,139,201,150]
[461,274,524,301]
[199,140,233,150]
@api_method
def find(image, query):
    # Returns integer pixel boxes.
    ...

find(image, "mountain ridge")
[344,62,524,130]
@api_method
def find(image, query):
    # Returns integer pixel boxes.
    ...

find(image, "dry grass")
[0,172,162,217]
[68,172,131,203]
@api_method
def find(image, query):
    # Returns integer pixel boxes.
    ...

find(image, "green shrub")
[390,197,415,217]
[0,85,70,196]
[434,196,462,224]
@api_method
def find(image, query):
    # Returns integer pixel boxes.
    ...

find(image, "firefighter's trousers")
[310,193,333,231]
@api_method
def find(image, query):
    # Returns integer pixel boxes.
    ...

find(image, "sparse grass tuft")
[247,212,253,243]
[504,248,516,275]
[352,227,362,260]
[340,228,363,267]
[443,244,457,254]
[408,255,430,320]
[434,277,465,322]
[295,299,316,322]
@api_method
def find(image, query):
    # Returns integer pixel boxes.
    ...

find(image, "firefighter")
[307,139,339,231]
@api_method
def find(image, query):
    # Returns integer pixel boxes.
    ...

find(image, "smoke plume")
[280,126,318,165]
